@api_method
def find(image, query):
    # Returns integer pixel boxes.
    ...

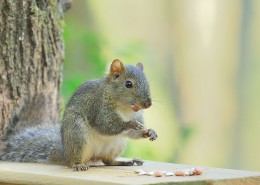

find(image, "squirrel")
[0,59,158,171]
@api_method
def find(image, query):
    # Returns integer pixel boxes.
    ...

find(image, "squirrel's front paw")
[72,163,89,171]
[129,121,144,130]
[143,129,158,141]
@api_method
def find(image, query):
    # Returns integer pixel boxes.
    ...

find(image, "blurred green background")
[62,0,260,171]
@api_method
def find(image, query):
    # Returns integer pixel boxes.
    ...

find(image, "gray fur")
[61,62,153,166]
[0,124,64,164]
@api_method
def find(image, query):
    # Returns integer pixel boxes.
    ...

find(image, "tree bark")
[0,0,66,136]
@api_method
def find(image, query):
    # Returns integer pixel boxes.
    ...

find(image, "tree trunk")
[0,0,67,137]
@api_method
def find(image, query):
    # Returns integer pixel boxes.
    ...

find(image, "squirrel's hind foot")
[103,158,144,166]
[132,158,144,166]
[72,163,89,171]
[123,158,144,166]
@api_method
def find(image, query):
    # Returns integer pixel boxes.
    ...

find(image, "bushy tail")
[0,123,64,165]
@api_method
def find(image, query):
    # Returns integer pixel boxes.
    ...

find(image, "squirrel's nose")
[144,99,152,108]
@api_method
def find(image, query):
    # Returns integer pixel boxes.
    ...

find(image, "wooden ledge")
[0,159,260,185]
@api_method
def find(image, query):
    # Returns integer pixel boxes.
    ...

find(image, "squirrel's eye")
[125,81,133,88]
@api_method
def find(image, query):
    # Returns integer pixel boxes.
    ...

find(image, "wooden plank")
[0,159,260,185]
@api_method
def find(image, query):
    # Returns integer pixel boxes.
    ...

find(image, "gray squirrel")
[0,59,158,171]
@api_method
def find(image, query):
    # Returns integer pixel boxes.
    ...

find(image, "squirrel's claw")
[132,158,144,166]
[143,129,158,141]
[123,158,144,166]
[72,163,89,171]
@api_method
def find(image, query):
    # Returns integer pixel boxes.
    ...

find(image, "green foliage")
[123,141,160,161]
[62,18,106,104]
[115,41,145,63]
[180,124,196,145]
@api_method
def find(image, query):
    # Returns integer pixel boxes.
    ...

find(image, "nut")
[138,171,147,176]
[189,168,196,175]
[154,171,164,177]
[194,167,203,175]
[134,169,145,174]
[174,169,185,176]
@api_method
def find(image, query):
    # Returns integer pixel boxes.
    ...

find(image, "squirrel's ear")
[136,62,143,72]
[110,59,125,77]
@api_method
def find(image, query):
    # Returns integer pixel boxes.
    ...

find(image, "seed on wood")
[194,167,203,175]
[138,171,147,175]
[184,171,190,176]
[174,169,185,176]
[161,171,167,174]
[146,171,154,176]
[134,167,203,177]
[189,168,196,175]
[165,172,174,176]
[154,171,164,177]
[134,169,145,174]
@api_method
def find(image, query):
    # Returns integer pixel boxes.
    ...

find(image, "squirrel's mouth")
[130,99,152,112]
[130,105,142,112]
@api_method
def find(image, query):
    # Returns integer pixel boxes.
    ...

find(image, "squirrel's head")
[106,59,152,112]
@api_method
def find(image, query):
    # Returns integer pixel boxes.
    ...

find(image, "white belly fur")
[82,128,127,163]
[82,107,135,163]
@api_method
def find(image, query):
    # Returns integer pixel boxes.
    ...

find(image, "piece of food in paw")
[143,129,158,141]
